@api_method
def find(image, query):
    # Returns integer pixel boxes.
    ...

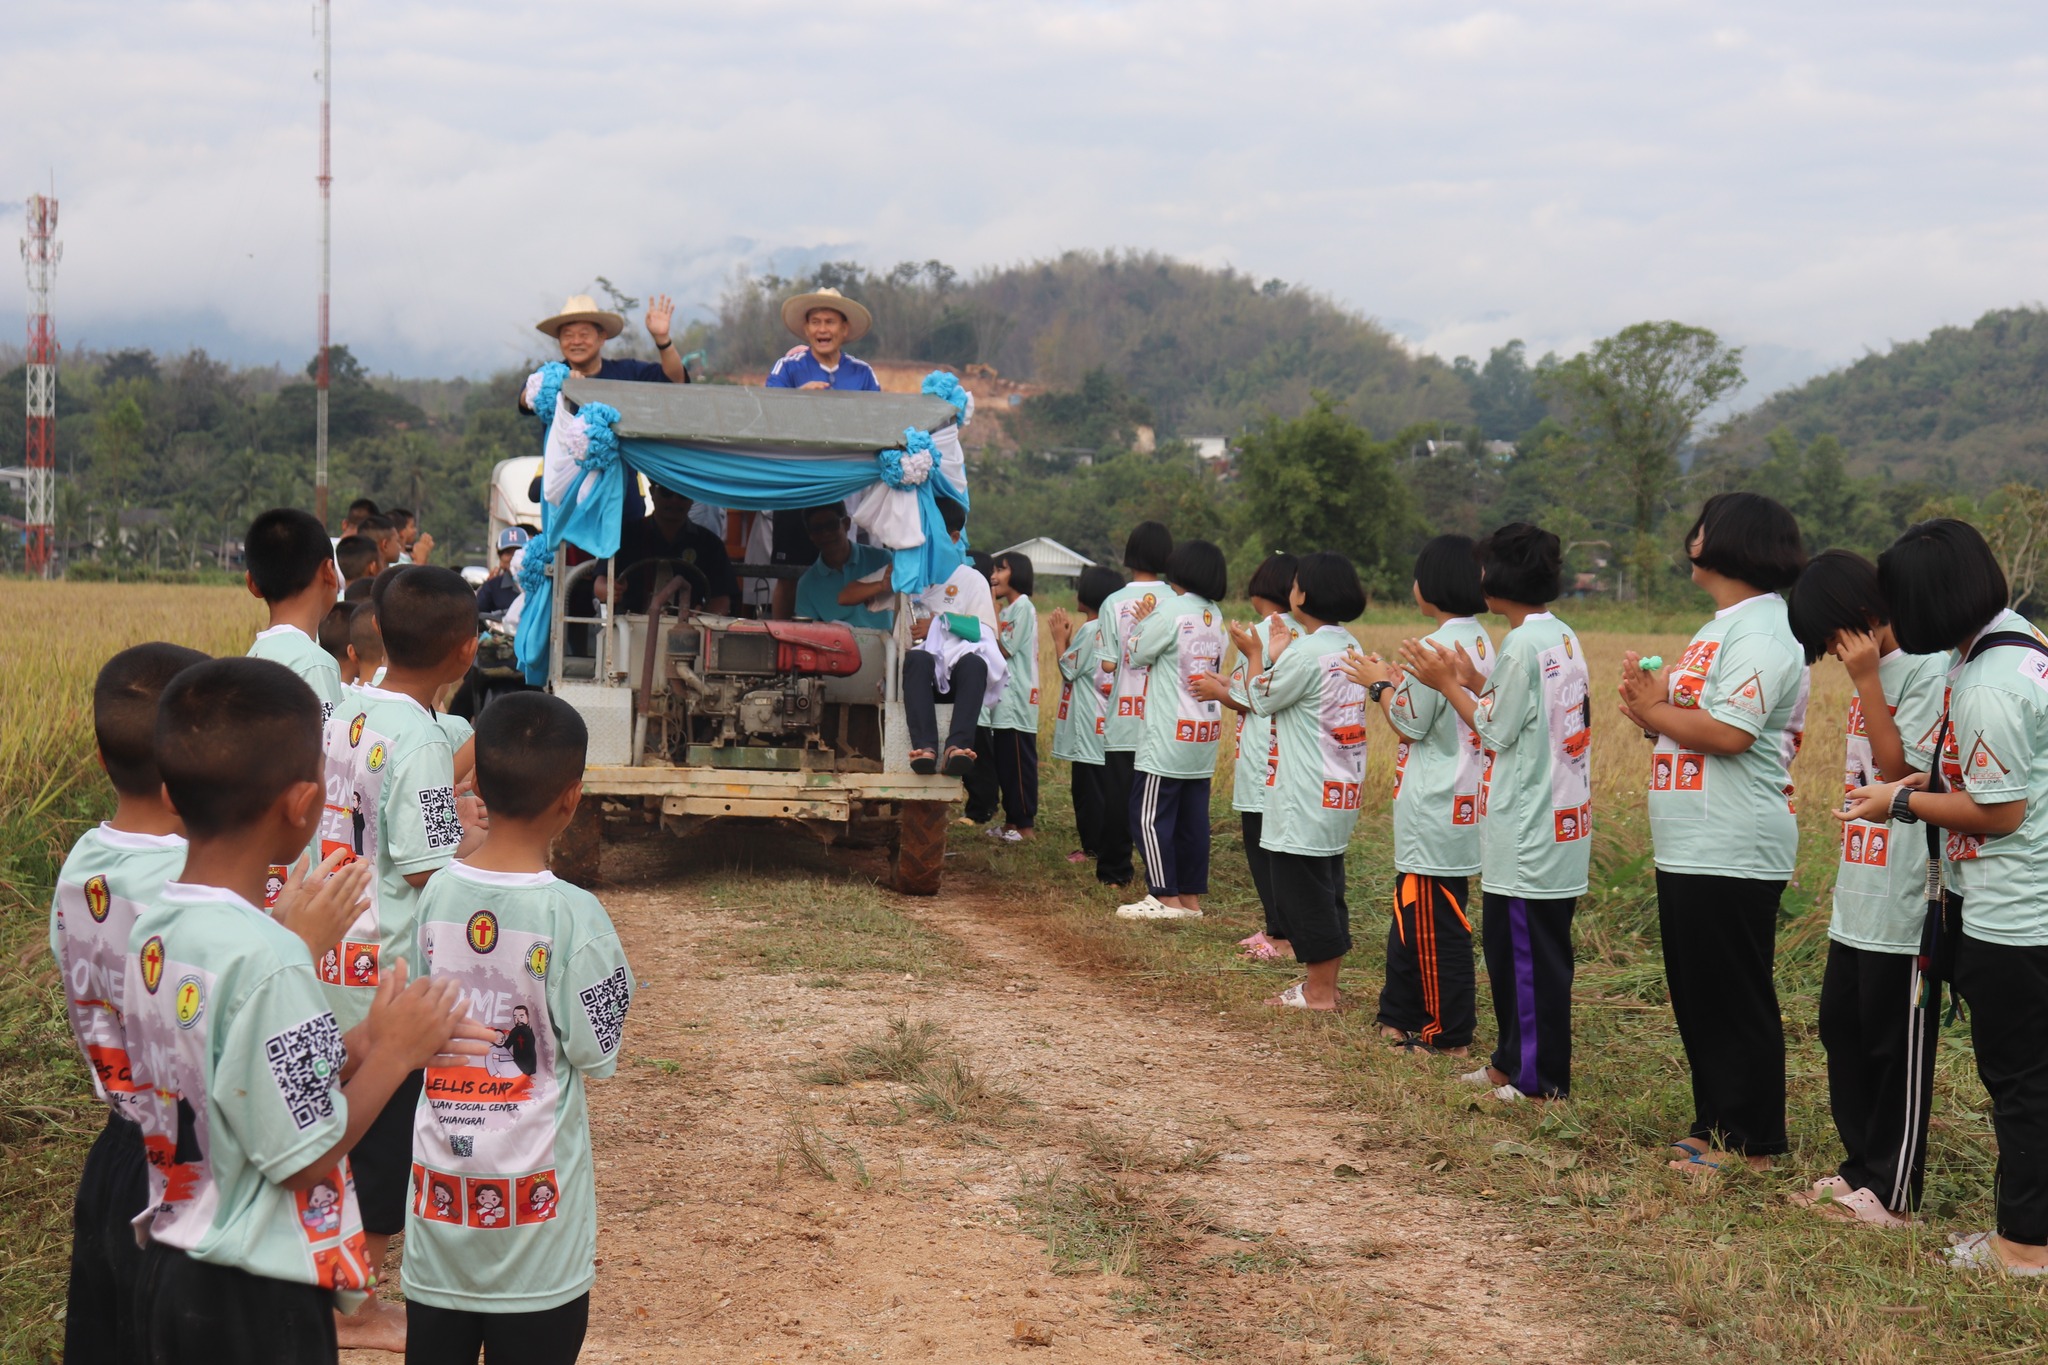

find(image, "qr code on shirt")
[578,966,631,1056]
[265,1011,345,1131]
[449,1135,474,1158]
[419,786,462,850]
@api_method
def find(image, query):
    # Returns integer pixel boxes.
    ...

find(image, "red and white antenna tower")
[314,0,332,526]
[21,190,60,578]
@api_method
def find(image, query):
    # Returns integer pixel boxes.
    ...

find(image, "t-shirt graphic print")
[405,863,632,1312]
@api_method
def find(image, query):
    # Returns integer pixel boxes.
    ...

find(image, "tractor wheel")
[891,800,948,896]
[549,800,604,886]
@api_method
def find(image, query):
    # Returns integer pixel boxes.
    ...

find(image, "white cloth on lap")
[915,564,1006,706]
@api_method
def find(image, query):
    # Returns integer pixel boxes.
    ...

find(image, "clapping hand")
[275,849,371,963]
[1339,651,1401,691]
[1399,637,1475,693]
[1048,607,1074,654]
[1190,672,1234,704]
[1839,770,1926,824]
[1616,650,1668,721]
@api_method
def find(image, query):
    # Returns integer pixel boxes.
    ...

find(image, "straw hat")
[535,294,625,340]
[780,287,872,342]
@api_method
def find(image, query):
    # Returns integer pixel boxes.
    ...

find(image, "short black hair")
[1076,565,1124,612]
[358,514,397,538]
[1166,540,1228,603]
[317,603,353,665]
[387,507,415,529]
[936,497,967,538]
[95,643,209,796]
[245,508,334,602]
[991,551,1036,597]
[1787,549,1888,664]
[342,576,376,605]
[1685,492,1806,591]
[1413,534,1486,616]
[1122,521,1173,575]
[335,534,379,582]
[346,497,380,519]
[1476,522,1562,605]
[1246,552,1298,608]
[802,502,848,524]
[349,602,385,665]
[474,692,588,819]
[1293,551,1366,623]
[1879,518,2010,655]
[376,566,476,670]
[156,658,323,839]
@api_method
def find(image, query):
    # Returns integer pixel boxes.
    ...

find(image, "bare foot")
[335,1296,407,1353]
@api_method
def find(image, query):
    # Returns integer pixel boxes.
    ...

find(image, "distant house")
[1424,439,1517,460]
[1189,436,1231,462]
[996,536,1097,580]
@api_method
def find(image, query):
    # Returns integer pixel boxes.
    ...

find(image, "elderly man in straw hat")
[531,290,693,388]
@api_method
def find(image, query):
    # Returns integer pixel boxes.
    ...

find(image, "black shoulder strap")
[1966,629,2048,664]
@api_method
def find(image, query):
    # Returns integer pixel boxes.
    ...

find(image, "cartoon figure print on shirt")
[1543,630,1593,841]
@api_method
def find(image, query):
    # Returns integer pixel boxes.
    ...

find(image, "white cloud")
[1,0,2044,404]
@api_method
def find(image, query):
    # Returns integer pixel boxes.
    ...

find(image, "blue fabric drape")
[514,425,967,684]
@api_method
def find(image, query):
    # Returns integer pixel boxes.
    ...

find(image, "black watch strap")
[656,337,673,350]
[1890,786,1919,824]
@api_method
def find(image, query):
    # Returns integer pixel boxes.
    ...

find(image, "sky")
[4,1,2046,407]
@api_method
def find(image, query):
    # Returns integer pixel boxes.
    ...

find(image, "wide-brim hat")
[781,287,872,343]
[535,294,625,340]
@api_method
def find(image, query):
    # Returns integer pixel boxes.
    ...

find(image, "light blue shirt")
[794,542,895,630]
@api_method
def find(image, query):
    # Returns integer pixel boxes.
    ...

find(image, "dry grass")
[0,581,263,1363]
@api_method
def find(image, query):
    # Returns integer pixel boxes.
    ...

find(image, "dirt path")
[358,833,1609,1363]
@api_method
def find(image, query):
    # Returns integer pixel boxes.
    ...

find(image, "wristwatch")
[1367,681,1394,702]
[1889,786,1919,824]
[656,337,673,351]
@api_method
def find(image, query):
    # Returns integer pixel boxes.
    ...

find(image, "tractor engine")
[660,616,888,766]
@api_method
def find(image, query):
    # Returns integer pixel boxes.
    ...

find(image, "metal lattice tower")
[21,192,60,577]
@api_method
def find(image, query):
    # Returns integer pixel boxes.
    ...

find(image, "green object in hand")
[944,612,981,643]
[1638,655,1663,670]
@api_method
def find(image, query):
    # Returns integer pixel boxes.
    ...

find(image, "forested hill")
[1707,307,2048,487]
[715,251,1474,438]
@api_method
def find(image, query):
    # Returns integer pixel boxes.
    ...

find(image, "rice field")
[0,581,263,1363]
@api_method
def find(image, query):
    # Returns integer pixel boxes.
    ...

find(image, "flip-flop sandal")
[1266,982,1339,1011]
[1067,850,1091,864]
[1240,939,1285,961]
[1386,1034,1442,1055]
[1236,931,1267,947]
[941,748,977,777]
[1667,1142,1722,1172]
[909,749,937,776]
[1945,1231,2048,1275]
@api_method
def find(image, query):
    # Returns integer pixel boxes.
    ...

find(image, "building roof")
[996,536,1097,578]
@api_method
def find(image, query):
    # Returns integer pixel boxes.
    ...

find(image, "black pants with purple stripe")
[1819,939,1939,1212]
[1480,891,1577,1098]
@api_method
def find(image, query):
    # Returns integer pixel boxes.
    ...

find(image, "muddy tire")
[549,800,604,886]
[891,800,948,896]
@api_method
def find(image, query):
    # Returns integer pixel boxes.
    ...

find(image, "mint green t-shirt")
[1247,625,1369,856]
[1388,617,1495,877]
[1131,592,1227,781]
[1229,614,1300,814]
[1052,618,1113,764]
[1647,594,1810,880]
[437,711,475,755]
[989,596,1041,733]
[124,882,372,1305]
[250,624,345,727]
[317,685,461,1028]
[50,825,188,1121]
[404,862,632,1312]
[1098,580,1169,754]
[1940,610,2048,947]
[1830,650,1946,952]
[1473,613,1592,898]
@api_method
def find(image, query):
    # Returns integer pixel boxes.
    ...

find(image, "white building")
[995,536,1097,580]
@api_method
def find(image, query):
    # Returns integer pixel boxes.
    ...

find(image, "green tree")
[1539,322,1745,598]
[88,394,149,507]
[1452,340,1556,441]
[1232,396,1419,597]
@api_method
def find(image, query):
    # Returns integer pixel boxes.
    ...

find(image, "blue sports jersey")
[764,347,881,392]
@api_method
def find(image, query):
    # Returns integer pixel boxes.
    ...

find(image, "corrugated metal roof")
[564,379,958,453]
[997,537,1097,577]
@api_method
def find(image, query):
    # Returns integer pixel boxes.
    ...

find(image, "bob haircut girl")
[1619,492,1808,1175]
[1853,520,2048,1270]
[1224,553,1300,960]
[1116,540,1231,920]
[1784,549,1948,1224]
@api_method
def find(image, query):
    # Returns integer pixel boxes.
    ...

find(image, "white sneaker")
[1459,1067,1493,1088]
[1489,1083,1528,1102]
[984,825,1022,843]
[1115,896,1202,920]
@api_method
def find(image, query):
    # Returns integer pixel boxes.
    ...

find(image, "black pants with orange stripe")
[1377,873,1476,1050]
